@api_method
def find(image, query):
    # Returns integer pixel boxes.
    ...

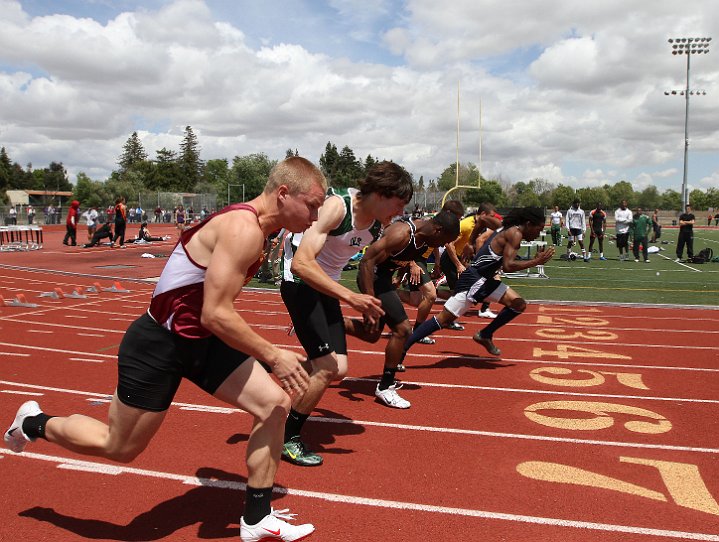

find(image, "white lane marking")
[1,380,715,455]
[2,451,718,541]
[0,390,43,396]
[0,352,31,357]
[27,330,53,334]
[76,333,106,337]
[69,357,105,363]
[345,377,719,404]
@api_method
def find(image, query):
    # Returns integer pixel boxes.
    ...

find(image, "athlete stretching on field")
[402,207,554,359]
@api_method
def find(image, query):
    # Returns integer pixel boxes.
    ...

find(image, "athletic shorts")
[590,229,604,239]
[616,232,629,249]
[281,280,346,359]
[407,261,433,292]
[439,250,460,290]
[568,228,583,241]
[361,271,408,329]
[444,276,507,317]
[117,313,252,412]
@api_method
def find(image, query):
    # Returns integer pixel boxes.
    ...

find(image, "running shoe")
[4,400,42,453]
[599,256,607,261]
[418,336,435,344]
[375,383,410,409]
[282,437,323,467]
[446,322,464,331]
[477,309,497,319]
[240,508,315,542]
[473,333,501,356]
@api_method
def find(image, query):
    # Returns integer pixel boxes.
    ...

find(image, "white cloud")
[0,0,717,197]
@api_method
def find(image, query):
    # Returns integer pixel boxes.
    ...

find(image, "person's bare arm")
[291,196,383,321]
[358,221,410,297]
[499,230,555,273]
[199,213,309,393]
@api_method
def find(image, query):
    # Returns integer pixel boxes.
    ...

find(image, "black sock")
[244,486,273,525]
[379,367,397,390]
[22,413,54,440]
[404,316,441,352]
[284,409,309,442]
[479,307,522,339]
[480,302,490,312]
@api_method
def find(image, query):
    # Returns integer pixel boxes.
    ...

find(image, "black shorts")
[590,229,604,239]
[359,271,408,329]
[280,280,346,359]
[117,313,252,412]
[407,261,433,292]
[439,250,459,290]
[616,232,629,249]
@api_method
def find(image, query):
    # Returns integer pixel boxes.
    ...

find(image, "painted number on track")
[529,367,649,390]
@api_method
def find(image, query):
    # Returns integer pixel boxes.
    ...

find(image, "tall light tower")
[665,37,711,209]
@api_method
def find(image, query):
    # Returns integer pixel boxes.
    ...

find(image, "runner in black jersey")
[403,207,554,359]
[350,210,459,408]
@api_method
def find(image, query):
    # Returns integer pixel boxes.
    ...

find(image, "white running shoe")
[477,309,497,319]
[240,508,314,542]
[4,400,42,453]
[418,336,436,344]
[375,383,411,409]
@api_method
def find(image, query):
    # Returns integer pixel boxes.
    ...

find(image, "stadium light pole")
[665,36,711,209]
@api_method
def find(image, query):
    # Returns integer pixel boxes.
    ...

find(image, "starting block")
[102,281,130,293]
[86,282,102,293]
[65,287,88,299]
[0,293,39,308]
[39,287,66,299]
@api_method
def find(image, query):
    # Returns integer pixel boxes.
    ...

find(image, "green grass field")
[250,227,719,307]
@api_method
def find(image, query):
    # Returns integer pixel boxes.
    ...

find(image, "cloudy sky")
[1,0,718,195]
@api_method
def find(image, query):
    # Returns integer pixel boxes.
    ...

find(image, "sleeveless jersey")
[148,203,262,339]
[455,227,507,294]
[376,217,428,276]
[282,187,382,282]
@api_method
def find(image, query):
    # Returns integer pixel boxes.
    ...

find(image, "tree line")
[2,127,717,211]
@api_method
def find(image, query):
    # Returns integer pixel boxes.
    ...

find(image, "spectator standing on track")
[351,210,461,409]
[676,204,695,262]
[279,161,411,465]
[402,207,555,359]
[708,210,714,226]
[8,205,17,225]
[83,206,99,242]
[549,205,563,246]
[176,205,186,231]
[631,208,652,263]
[565,199,588,262]
[27,204,35,224]
[154,205,162,222]
[111,197,127,248]
[587,203,607,261]
[614,199,633,262]
[62,200,80,246]
[5,156,328,541]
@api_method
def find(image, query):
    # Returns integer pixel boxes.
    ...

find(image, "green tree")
[608,181,635,208]
[464,179,506,207]
[285,148,299,158]
[0,147,11,196]
[74,172,110,209]
[550,184,576,209]
[203,158,230,204]
[689,189,708,210]
[231,153,277,201]
[319,142,340,184]
[705,187,719,210]
[150,148,181,191]
[364,154,377,173]
[660,189,682,211]
[637,186,661,210]
[178,125,204,192]
[577,186,609,210]
[118,132,148,174]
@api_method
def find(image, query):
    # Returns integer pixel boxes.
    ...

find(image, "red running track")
[1,236,718,541]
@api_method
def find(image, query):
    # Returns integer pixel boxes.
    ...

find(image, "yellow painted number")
[529,367,648,390]
[535,328,618,341]
[517,457,719,516]
[536,316,609,327]
[533,344,631,360]
[524,401,671,434]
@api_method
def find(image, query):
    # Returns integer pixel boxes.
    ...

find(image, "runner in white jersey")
[279,161,413,467]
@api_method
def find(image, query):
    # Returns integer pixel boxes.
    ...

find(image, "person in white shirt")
[565,199,587,262]
[83,207,99,241]
[614,199,633,261]
[549,205,563,246]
